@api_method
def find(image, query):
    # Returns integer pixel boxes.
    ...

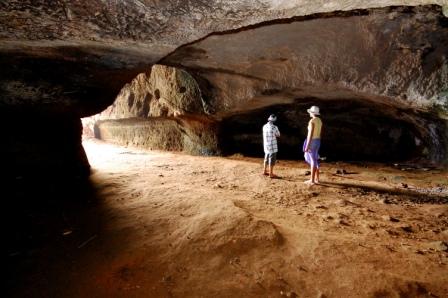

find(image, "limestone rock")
[94,117,219,156]
[99,65,206,119]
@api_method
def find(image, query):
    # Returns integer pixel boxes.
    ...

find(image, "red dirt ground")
[6,139,448,297]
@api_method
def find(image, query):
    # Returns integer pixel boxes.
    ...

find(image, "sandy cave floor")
[6,139,448,298]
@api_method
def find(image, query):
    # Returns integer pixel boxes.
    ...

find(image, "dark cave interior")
[219,99,435,162]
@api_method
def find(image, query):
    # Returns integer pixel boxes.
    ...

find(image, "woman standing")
[303,106,322,185]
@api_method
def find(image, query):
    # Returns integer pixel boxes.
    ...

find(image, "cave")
[2,1,448,297]
[1,3,447,177]
[219,100,435,162]
[86,3,448,165]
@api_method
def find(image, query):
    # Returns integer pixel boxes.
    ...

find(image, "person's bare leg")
[304,153,312,183]
[310,166,317,184]
[304,165,315,184]
[304,160,312,183]
[269,165,274,177]
[263,158,269,175]
[315,168,320,184]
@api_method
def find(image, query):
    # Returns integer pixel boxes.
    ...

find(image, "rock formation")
[88,65,218,155]
[93,5,448,161]
[0,1,447,178]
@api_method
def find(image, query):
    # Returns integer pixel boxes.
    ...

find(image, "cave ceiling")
[162,5,448,119]
[0,1,447,118]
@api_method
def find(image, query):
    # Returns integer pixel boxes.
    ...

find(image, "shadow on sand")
[318,181,448,204]
[4,173,109,297]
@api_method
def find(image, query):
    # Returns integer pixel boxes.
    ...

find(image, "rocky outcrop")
[85,64,217,155]
[99,65,207,119]
[95,117,219,156]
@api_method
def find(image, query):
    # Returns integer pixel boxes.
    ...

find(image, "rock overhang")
[0,1,446,114]
[0,1,447,168]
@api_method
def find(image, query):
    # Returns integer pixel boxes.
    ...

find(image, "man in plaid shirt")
[262,114,281,178]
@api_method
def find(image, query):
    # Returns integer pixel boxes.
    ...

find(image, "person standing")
[303,106,323,185]
[262,114,281,178]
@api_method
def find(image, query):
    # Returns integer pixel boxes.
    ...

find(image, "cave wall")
[0,1,447,179]
[219,101,447,162]
[0,109,90,179]
[95,117,219,156]
[96,5,448,163]
[161,5,448,162]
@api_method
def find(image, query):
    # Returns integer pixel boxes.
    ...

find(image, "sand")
[6,139,448,297]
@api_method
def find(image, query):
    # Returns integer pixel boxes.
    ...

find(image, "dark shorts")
[264,152,277,166]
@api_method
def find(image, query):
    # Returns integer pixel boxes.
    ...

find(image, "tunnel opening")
[219,99,428,163]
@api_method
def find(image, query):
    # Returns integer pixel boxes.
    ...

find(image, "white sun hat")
[307,106,320,115]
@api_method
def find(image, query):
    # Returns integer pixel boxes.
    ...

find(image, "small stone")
[338,219,350,226]
[401,226,413,233]
[401,183,408,188]
[381,198,392,204]
[426,241,448,252]
[9,251,20,257]
[387,229,400,236]
[229,257,240,265]
[304,170,311,176]
[62,229,72,236]
[315,205,327,209]
[382,215,400,222]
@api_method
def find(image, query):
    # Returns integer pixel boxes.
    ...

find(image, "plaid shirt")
[263,122,280,154]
